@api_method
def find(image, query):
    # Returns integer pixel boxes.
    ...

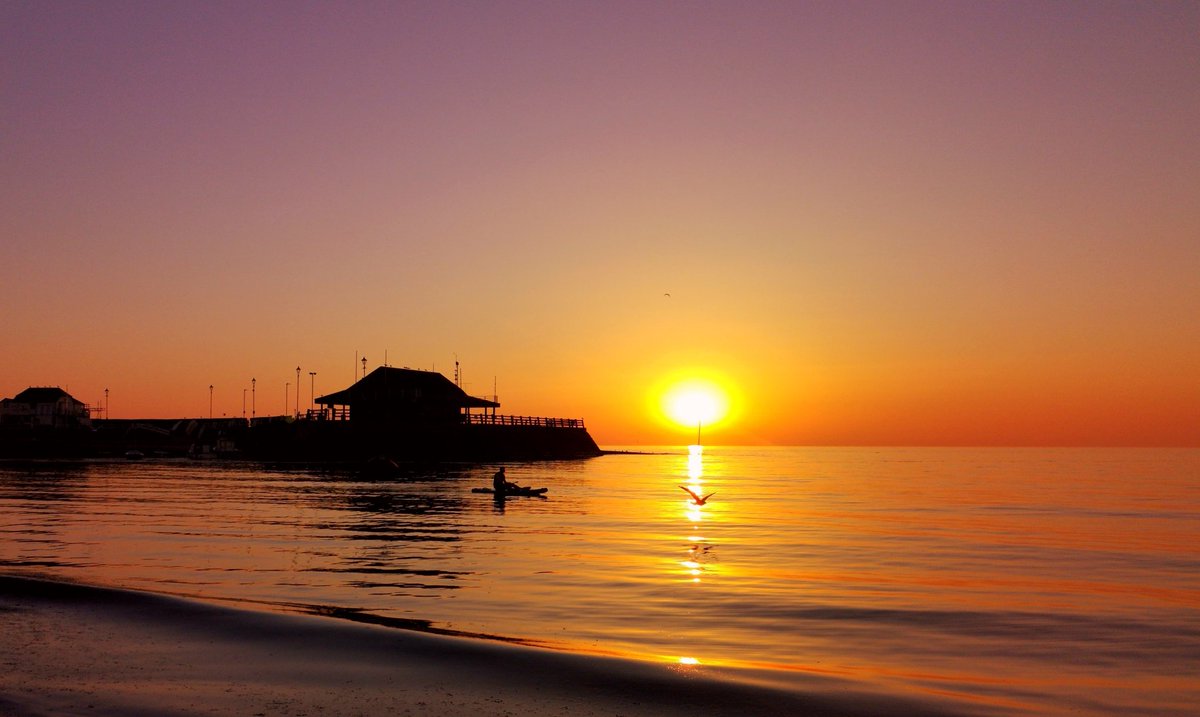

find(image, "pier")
[1,367,601,461]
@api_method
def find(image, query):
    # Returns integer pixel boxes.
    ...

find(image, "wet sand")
[0,575,968,717]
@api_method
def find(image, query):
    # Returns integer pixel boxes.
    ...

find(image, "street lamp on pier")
[295,366,301,418]
[209,385,214,419]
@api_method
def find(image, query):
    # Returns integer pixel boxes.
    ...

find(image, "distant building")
[314,367,498,425]
[0,386,92,429]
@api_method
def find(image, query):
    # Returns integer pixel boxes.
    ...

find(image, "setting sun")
[660,378,730,431]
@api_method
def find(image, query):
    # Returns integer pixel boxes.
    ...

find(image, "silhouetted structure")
[0,386,93,457]
[313,367,498,424]
[0,370,601,462]
[0,387,91,430]
[242,367,600,461]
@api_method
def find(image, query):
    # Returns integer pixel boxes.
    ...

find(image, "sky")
[2,1,1197,446]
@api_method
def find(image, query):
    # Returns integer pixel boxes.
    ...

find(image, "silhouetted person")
[493,466,518,494]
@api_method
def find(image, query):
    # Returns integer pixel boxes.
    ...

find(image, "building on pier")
[0,386,91,430]
[313,367,498,424]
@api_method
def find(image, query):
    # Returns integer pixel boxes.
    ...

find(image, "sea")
[1,446,1197,716]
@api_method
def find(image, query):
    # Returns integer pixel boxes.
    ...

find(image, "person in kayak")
[493,466,520,494]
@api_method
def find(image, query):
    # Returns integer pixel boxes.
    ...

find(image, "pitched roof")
[316,367,498,409]
[10,386,79,404]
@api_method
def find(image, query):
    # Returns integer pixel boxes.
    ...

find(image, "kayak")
[472,486,548,497]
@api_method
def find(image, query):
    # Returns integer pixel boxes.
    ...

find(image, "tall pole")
[362,356,367,380]
[242,389,247,419]
[697,421,702,446]
[309,371,316,413]
[251,378,256,420]
[209,385,214,419]
[295,366,301,418]
[104,388,109,421]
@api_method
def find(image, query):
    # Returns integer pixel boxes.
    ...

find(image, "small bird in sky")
[664,292,671,298]
[679,485,715,505]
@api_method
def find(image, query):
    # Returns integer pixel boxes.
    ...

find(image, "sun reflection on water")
[686,444,703,482]
[677,444,717,588]
[673,447,715,668]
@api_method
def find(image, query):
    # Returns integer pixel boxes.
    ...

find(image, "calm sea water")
[1,447,1197,715]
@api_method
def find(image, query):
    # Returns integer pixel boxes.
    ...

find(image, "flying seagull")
[679,485,715,505]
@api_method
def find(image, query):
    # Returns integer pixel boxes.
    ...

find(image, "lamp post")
[209,385,213,419]
[361,356,367,380]
[243,389,247,420]
[251,378,256,420]
[309,371,316,414]
[295,366,301,418]
[104,388,109,421]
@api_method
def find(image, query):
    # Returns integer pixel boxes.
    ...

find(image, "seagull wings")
[678,485,715,504]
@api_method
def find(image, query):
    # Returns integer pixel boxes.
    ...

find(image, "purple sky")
[2,1,1197,444]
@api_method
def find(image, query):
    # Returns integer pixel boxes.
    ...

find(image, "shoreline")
[0,574,978,717]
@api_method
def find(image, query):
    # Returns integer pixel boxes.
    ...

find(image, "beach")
[1,575,954,717]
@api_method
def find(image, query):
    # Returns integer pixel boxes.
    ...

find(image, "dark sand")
[1,575,970,716]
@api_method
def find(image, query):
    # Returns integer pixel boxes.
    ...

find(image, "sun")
[661,378,729,430]
[647,369,741,443]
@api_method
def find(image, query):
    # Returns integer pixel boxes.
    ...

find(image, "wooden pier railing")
[304,407,351,421]
[300,408,583,428]
[464,414,585,428]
